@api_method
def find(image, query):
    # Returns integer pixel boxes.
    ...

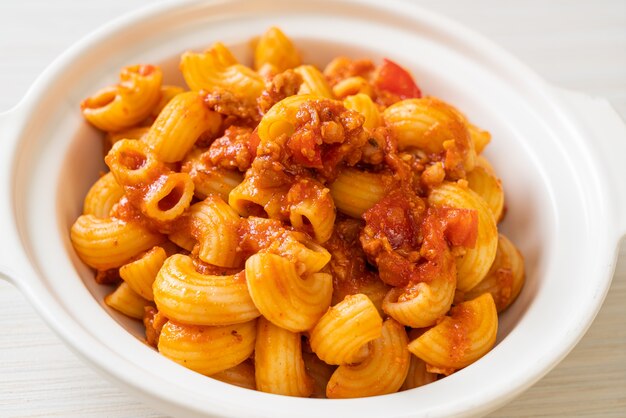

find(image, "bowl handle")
[551,87,626,241]
[0,106,30,287]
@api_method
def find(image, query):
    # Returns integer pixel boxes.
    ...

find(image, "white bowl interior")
[8,2,610,417]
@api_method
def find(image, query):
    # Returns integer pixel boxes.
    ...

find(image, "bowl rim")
[1,0,624,417]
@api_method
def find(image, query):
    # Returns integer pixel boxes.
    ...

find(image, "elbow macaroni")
[153,254,260,326]
[408,293,498,373]
[72,28,525,399]
[181,42,265,99]
[429,182,498,291]
[287,179,336,243]
[119,245,167,300]
[382,249,456,328]
[329,168,388,218]
[464,234,525,312]
[158,319,257,376]
[105,139,195,223]
[70,214,164,270]
[81,65,163,132]
[466,155,504,221]
[254,27,301,74]
[326,319,410,398]
[294,65,335,98]
[255,317,313,397]
[143,91,221,163]
[309,294,383,365]
[104,282,150,319]
[83,172,124,218]
[245,253,332,332]
[383,97,476,176]
[343,93,381,131]
[189,196,242,268]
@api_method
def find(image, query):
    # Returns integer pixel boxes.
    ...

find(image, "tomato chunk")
[375,58,422,99]
[286,130,322,168]
[437,207,478,248]
[362,188,424,250]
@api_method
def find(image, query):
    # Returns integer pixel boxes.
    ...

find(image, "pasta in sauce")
[70,27,525,398]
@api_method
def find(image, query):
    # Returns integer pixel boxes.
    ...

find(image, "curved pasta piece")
[309,294,383,365]
[141,172,195,222]
[228,173,289,219]
[245,253,332,332]
[428,182,497,291]
[446,105,492,154]
[83,172,124,218]
[302,352,336,398]
[158,319,256,376]
[383,97,476,174]
[277,232,332,275]
[331,274,390,318]
[81,64,163,132]
[189,196,242,268]
[181,43,265,98]
[143,91,221,163]
[383,97,469,153]
[467,156,504,221]
[382,249,456,328]
[326,319,410,398]
[238,217,331,276]
[205,42,239,66]
[153,254,259,326]
[104,281,149,319]
[464,234,525,312]
[329,168,387,218]
[287,179,336,243]
[333,77,373,99]
[255,317,313,397]
[210,360,256,390]
[106,139,195,223]
[150,85,186,120]
[343,93,380,131]
[105,139,161,186]
[119,245,167,300]
[182,148,243,201]
[408,293,498,373]
[254,27,301,73]
[294,65,335,98]
[167,223,196,252]
[256,93,318,145]
[70,215,164,270]
[401,354,438,391]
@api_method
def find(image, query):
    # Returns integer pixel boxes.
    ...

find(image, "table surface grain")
[1,1,625,417]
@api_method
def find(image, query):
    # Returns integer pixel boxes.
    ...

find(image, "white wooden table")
[1,1,625,416]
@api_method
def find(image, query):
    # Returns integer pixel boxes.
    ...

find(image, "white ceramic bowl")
[1,1,625,417]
